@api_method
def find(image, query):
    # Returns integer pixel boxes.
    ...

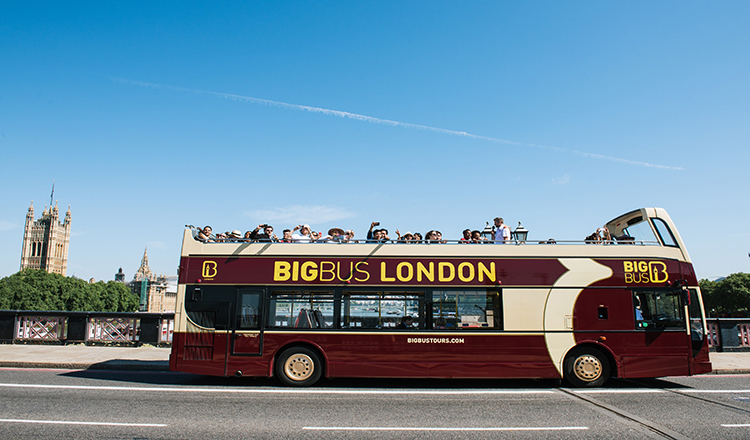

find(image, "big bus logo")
[202,261,218,279]
[623,261,668,284]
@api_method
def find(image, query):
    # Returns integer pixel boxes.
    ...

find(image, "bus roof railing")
[184,229,660,246]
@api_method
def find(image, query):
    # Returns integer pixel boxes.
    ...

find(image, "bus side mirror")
[682,287,690,305]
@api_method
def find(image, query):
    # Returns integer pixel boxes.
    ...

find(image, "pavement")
[0,344,749,375]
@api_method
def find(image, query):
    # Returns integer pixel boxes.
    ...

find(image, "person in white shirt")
[291,224,313,243]
[493,217,511,244]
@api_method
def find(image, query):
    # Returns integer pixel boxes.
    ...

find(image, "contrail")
[111,77,682,170]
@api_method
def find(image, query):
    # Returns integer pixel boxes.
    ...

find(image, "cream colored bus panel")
[503,288,549,331]
[544,258,613,376]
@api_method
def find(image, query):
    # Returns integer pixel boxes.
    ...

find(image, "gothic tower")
[20,200,71,275]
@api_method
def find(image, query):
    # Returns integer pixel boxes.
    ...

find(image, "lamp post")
[481,222,494,242]
[512,221,528,244]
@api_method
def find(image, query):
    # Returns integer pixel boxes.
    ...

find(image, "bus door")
[231,288,264,356]
[686,287,710,373]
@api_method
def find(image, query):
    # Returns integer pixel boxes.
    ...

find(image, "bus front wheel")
[563,347,610,387]
[276,347,323,387]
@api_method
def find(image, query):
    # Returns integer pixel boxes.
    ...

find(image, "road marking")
[0,383,554,395]
[304,426,588,431]
[572,389,665,394]
[0,419,166,427]
[722,424,750,427]
[680,389,750,393]
[574,389,750,394]
[4,383,749,396]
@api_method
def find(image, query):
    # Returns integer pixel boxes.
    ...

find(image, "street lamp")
[512,221,528,244]
[481,222,494,242]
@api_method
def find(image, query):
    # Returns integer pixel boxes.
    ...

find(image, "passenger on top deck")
[323,227,346,242]
[413,232,423,243]
[395,230,414,243]
[425,230,446,243]
[471,230,485,243]
[493,217,511,244]
[227,230,243,242]
[459,229,472,243]
[291,224,313,243]
[281,229,293,243]
[195,226,214,242]
[585,231,600,243]
[367,222,389,242]
[249,224,278,242]
[344,229,356,243]
[598,227,612,243]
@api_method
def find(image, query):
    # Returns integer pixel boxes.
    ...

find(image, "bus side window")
[237,292,260,330]
[634,290,685,330]
[432,289,502,330]
[341,291,422,329]
[267,290,334,329]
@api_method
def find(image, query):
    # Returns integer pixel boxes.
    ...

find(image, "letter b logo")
[202,261,217,278]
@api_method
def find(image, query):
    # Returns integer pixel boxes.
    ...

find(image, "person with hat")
[323,227,346,242]
[395,229,414,243]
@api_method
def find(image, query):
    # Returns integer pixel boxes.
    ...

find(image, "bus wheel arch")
[274,344,325,387]
[563,344,613,387]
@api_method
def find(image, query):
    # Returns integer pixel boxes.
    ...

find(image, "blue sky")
[1,2,748,282]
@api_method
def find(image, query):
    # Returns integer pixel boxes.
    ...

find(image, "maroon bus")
[169,208,711,387]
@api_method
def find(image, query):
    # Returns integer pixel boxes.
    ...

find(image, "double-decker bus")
[169,208,711,387]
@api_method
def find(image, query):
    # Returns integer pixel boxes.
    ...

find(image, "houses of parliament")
[19,199,175,312]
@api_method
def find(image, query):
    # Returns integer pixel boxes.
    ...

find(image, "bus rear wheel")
[563,347,610,388]
[276,347,322,387]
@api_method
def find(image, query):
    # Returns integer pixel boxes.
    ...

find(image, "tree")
[0,268,139,312]
[699,278,719,316]
[700,273,750,317]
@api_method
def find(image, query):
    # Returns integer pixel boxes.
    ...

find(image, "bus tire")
[276,346,322,387]
[563,346,610,388]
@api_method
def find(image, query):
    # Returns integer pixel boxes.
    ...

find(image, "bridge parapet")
[0,311,173,346]
[707,319,750,352]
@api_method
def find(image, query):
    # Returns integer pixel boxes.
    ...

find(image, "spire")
[27,201,34,218]
[142,247,148,264]
[134,247,152,281]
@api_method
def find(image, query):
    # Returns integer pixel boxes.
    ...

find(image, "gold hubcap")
[284,354,314,381]
[573,354,602,382]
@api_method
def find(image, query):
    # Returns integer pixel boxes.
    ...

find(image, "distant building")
[128,248,177,313]
[20,200,71,276]
[114,267,125,283]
